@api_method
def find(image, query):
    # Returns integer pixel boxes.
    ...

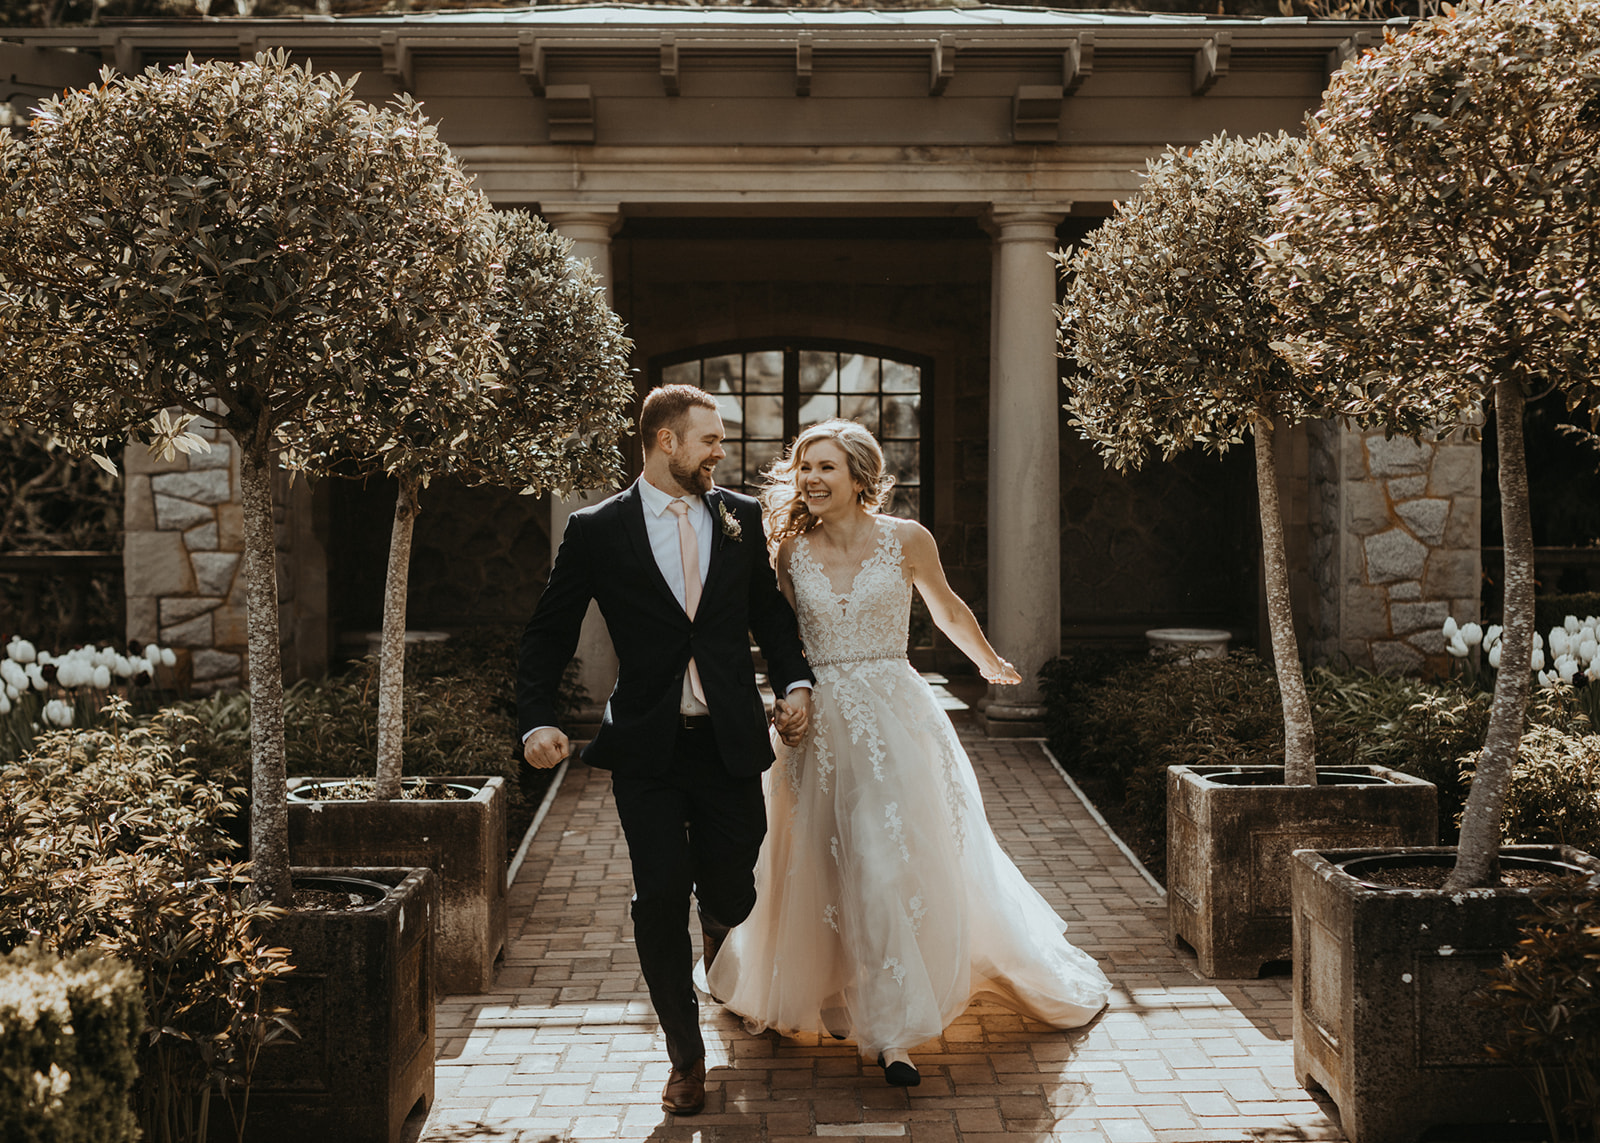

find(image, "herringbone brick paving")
[417,727,1347,1142]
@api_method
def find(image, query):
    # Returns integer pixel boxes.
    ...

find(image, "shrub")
[0,943,142,1143]
[1540,595,1600,639]
[1480,886,1600,1142]
[0,699,294,1143]
[1488,726,1600,854]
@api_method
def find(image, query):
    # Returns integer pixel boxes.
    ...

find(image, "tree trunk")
[373,475,420,800]
[1254,417,1317,785]
[239,445,292,906]
[1447,382,1534,891]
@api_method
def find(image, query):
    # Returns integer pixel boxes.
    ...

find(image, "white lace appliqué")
[884,801,910,863]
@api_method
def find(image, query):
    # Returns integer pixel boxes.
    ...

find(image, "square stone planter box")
[1291,845,1600,1143]
[287,776,508,995]
[232,865,437,1143]
[1167,764,1438,978]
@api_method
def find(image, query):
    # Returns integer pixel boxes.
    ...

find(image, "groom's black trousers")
[610,722,767,1070]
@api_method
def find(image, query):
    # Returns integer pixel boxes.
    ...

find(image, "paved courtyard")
[416,723,1346,1143]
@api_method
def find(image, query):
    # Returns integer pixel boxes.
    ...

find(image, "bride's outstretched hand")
[983,658,1022,685]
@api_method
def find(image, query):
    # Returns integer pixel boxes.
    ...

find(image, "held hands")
[983,658,1022,685]
[524,726,571,770]
[772,688,812,746]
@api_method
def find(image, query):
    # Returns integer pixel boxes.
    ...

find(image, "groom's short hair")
[640,384,717,453]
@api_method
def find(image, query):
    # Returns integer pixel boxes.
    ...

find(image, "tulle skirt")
[706,659,1110,1060]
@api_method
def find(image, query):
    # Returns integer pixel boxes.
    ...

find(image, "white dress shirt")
[637,476,714,716]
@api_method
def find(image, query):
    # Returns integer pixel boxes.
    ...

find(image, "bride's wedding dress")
[707,517,1111,1061]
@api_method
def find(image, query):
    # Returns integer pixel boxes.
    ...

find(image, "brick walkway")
[418,727,1346,1143]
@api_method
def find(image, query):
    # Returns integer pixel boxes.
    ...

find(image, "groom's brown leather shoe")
[662,1059,707,1115]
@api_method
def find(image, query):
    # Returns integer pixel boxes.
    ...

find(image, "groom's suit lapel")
[619,482,685,617]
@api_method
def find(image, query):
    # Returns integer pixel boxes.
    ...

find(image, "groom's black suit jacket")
[517,481,813,777]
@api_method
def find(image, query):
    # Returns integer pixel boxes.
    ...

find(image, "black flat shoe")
[876,1053,921,1087]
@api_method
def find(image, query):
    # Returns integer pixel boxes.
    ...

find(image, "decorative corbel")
[660,32,679,96]
[545,84,595,144]
[1013,85,1063,143]
[929,34,955,97]
[1192,31,1230,96]
[796,32,813,97]
[519,30,546,97]
[1063,32,1093,96]
[1326,30,1382,79]
[97,31,137,76]
[381,31,413,93]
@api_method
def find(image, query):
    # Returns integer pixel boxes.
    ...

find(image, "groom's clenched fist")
[524,726,570,770]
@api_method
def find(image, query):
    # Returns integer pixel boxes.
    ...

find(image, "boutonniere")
[717,501,743,542]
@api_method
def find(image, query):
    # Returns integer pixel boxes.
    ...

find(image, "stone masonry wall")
[1307,421,1481,675]
[123,410,321,694]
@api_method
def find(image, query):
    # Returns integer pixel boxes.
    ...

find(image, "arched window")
[655,341,929,520]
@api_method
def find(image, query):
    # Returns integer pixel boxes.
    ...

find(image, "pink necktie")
[665,499,707,706]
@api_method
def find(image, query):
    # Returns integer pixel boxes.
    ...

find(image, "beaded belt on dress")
[808,652,908,669]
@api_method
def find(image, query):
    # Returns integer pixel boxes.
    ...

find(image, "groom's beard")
[669,456,715,496]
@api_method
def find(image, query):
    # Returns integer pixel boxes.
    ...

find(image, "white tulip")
[1448,634,1470,658]
[1535,631,1545,650]
[1532,647,1546,672]
[160,648,176,668]
[1558,655,1580,684]
[1484,625,1504,650]
[24,664,45,692]
[1537,669,1556,689]
[0,660,25,691]
[0,690,9,715]
[1461,622,1483,647]
[42,699,73,728]
[54,661,82,689]
[1566,615,1583,634]
[36,651,51,666]
[113,655,133,679]
[1588,660,1600,684]
[1551,629,1571,657]
[1489,642,1504,669]
[1580,638,1599,665]
[91,665,111,690]
[7,639,36,664]
[95,647,116,669]
[1442,617,1460,640]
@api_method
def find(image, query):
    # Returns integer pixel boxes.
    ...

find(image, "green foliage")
[1544,596,1600,638]
[1487,726,1600,854]
[0,943,142,1143]
[0,52,501,467]
[1480,887,1600,1142]
[1058,131,1312,471]
[0,699,295,1143]
[1261,0,1600,431]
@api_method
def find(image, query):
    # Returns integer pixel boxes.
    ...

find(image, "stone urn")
[1167,764,1437,978]
[1290,845,1600,1143]
[287,776,508,995]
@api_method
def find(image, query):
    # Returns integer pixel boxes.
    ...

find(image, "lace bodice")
[790,517,909,674]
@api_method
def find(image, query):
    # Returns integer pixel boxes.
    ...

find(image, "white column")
[540,203,624,730]
[984,205,1068,736]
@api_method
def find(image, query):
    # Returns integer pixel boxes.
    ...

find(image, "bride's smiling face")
[796,440,863,518]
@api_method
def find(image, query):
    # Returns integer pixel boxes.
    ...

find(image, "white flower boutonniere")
[718,502,743,542]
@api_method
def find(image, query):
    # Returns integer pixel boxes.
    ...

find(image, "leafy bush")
[1480,886,1600,1142]
[0,699,294,1143]
[1487,727,1600,854]
[1540,595,1600,639]
[0,943,142,1143]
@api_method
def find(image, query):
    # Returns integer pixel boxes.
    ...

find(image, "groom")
[518,384,813,1117]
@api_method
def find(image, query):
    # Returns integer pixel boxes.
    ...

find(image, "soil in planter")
[290,884,386,911]
[1353,863,1590,891]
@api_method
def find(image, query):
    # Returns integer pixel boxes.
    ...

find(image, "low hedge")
[1044,651,1593,883]
[0,944,142,1143]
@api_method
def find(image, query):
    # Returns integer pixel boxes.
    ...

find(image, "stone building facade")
[11,8,1482,727]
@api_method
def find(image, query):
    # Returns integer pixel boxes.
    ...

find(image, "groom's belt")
[679,713,713,730]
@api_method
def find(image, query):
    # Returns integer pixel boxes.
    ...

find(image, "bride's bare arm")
[900,520,1021,684]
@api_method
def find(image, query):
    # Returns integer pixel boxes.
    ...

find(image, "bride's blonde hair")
[761,419,896,549]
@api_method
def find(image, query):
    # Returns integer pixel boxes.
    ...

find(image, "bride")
[706,419,1111,1087]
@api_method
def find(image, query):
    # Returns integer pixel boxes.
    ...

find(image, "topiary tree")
[0,53,501,903]
[278,208,634,799]
[1057,131,1324,785]
[1258,0,1600,889]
